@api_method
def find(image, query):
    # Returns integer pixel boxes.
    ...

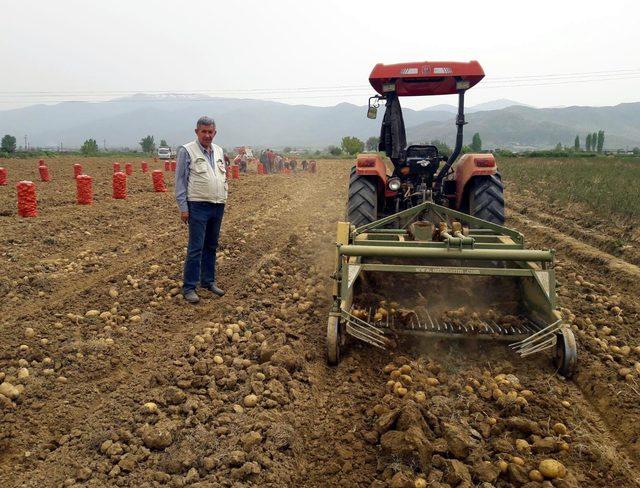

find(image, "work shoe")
[183,290,200,304]
[202,283,225,297]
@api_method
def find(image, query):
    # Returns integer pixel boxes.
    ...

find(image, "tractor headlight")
[388,177,401,191]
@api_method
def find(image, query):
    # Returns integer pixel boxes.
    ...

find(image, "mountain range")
[1,95,638,151]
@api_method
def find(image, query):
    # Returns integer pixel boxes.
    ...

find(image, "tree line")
[0,133,168,156]
[574,131,605,152]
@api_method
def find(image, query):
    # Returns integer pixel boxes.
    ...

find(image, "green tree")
[160,139,168,147]
[341,136,364,156]
[283,146,292,154]
[327,145,342,156]
[597,130,605,153]
[470,132,482,152]
[585,133,592,151]
[1,134,17,153]
[554,142,563,152]
[139,135,156,154]
[574,135,580,151]
[632,147,640,156]
[80,138,99,155]
[365,136,379,151]
[427,139,452,157]
[592,132,597,151]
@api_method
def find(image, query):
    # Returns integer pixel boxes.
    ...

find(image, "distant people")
[275,154,283,172]
[290,159,297,173]
[239,153,248,173]
[267,149,275,174]
[260,150,269,174]
[301,160,308,171]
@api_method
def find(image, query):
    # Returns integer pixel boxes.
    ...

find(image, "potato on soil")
[538,459,567,479]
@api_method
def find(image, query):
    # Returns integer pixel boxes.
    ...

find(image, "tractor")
[328,61,577,377]
[348,61,503,228]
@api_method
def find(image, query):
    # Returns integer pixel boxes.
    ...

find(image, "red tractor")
[348,61,504,227]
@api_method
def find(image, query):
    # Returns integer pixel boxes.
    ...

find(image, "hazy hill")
[406,102,640,150]
[0,95,450,149]
[0,95,638,150]
[421,98,531,114]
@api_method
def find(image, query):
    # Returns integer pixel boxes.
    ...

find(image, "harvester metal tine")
[342,310,390,348]
[512,330,556,350]
[510,319,562,347]
[433,315,441,332]
[461,323,468,332]
[350,324,387,346]
[484,322,493,334]
[344,319,388,348]
[345,324,387,349]
[518,336,557,357]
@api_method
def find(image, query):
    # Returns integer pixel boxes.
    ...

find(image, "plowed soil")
[0,157,639,487]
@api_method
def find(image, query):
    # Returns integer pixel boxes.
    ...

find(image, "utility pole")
[103,139,107,151]
[24,135,28,151]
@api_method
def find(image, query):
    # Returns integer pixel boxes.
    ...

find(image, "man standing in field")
[175,116,227,304]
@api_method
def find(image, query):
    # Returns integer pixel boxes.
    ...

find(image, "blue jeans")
[183,202,225,293]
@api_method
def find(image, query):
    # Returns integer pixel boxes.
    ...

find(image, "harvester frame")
[327,60,577,376]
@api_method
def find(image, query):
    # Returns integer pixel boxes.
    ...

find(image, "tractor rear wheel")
[468,174,505,226]
[347,167,378,227]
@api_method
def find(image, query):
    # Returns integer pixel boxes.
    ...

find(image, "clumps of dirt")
[354,269,523,322]
[362,354,635,487]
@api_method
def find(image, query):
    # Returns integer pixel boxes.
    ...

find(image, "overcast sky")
[1,0,639,111]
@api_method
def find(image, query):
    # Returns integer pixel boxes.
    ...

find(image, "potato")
[243,394,258,407]
[425,377,439,387]
[382,364,396,374]
[496,460,508,473]
[414,478,427,488]
[529,469,544,482]
[515,439,530,452]
[399,365,412,374]
[538,459,567,479]
[143,402,158,414]
[399,374,412,385]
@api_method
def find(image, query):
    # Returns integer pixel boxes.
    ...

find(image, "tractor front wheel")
[347,167,378,227]
[468,174,505,226]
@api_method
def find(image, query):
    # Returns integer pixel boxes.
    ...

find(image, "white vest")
[183,141,228,204]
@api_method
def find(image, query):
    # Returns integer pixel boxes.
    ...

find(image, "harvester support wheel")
[554,328,577,378]
[468,174,505,226]
[326,315,342,365]
[347,167,378,227]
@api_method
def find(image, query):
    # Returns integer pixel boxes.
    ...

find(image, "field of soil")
[1,156,640,487]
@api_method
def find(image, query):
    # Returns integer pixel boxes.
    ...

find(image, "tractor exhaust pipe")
[434,88,466,195]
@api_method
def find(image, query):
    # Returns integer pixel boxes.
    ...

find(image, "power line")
[1,68,639,97]
[0,70,638,105]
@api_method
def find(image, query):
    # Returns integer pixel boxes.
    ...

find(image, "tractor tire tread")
[347,168,377,227]
[469,174,505,225]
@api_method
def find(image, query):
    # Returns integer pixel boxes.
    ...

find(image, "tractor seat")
[405,145,439,160]
[397,145,441,176]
